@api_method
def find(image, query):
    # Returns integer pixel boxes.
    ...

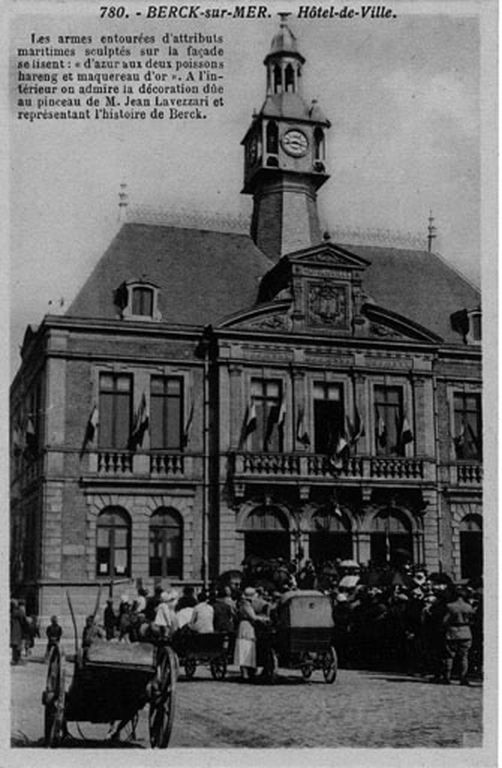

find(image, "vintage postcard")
[4,0,496,765]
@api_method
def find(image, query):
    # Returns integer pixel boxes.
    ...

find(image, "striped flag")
[400,414,413,446]
[183,393,195,448]
[376,411,387,448]
[239,400,257,448]
[129,393,149,449]
[80,405,99,457]
[296,407,311,447]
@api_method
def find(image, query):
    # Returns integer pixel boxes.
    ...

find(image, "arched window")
[149,507,183,579]
[370,508,413,567]
[266,121,278,156]
[285,64,295,92]
[309,508,353,564]
[241,505,290,561]
[460,514,482,580]
[273,65,282,93]
[314,128,325,161]
[96,507,131,577]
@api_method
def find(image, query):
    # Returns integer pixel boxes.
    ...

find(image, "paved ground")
[11,645,482,749]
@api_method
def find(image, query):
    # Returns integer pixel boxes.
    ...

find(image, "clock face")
[281,129,309,157]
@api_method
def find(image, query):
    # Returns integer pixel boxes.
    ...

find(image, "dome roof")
[266,21,305,62]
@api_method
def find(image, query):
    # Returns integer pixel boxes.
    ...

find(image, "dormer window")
[450,307,481,345]
[132,286,154,316]
[115,279,161,321]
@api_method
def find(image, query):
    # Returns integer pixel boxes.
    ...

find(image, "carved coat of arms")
[308,282,348,328]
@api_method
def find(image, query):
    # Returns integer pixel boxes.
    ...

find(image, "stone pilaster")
[228,365,242,451]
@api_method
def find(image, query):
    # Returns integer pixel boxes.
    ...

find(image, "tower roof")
[265,17,305,63]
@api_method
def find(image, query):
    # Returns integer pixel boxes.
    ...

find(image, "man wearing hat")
[154,590,179,638]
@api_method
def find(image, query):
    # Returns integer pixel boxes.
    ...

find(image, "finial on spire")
[427,209,437,253]
[118,181,129,223]
[278,11,292,25]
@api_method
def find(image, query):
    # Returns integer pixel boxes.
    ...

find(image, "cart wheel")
[210,656,227,680]
[322,646,338,684]
[301,663,313,681]
[149,646,177,748]
[42,645,66,747]
[184,658,196,679]
[263,648,278,683]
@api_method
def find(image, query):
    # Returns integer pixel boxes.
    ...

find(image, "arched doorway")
[370,508,413,567]
[242,506,290,561]
[309,508,352,565]
[459,514,482,580]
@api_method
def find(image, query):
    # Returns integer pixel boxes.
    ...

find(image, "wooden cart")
[42,591,177,748]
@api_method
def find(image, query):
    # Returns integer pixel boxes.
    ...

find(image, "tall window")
[453,393,482,460]
[266,121,279,155]
[149,508,183,578]
[314,127,325,161]
[96,507,131,577]
[99,373,132,449]
[374,385,404,456]
[150,376,183,450]
[250,378,283,452]
[314,382,344,454]
[284,64,295,92]
[132,286,154,316]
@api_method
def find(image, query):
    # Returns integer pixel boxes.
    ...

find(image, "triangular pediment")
[286,241,371,270]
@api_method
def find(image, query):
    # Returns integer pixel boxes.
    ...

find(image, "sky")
[9,1,484,374]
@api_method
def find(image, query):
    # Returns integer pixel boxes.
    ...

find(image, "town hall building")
[10,20,482,622]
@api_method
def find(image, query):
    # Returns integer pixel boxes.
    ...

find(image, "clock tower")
[242,16,331,261]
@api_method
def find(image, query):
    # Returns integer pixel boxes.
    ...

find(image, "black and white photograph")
[5,0,496,763]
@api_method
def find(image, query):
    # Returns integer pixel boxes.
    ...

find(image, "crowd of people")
[11,556,482,686]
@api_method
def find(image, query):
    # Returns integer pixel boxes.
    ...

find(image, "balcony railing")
[456,462,483,486]
[232,453,431,483]
[97,450,133,475]
[90,451,196,479]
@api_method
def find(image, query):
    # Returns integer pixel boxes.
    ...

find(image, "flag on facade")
[353,406,365,442]
[183,393,195,448]
[296,407,310,447]
[400,414,413,446]
[80,405,99,456]
[277,396,286,427]
[376,411,387,447]
[12,421,23,454]
[129,393,149,449]
[25,416,37,453]
[239,400,257,448]
[452,421,465,458]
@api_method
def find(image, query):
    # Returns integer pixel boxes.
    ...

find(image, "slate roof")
[67,223,272,326]
[339,244,480,344]
[67,223,480,345]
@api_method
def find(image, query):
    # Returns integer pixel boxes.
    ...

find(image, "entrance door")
[459,514,482,580]
[242,505,290,562]
[309,532,353,564]
[370,509,413,567]
[244,532,290,561]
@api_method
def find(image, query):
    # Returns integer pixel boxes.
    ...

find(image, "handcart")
[259,590,338,683]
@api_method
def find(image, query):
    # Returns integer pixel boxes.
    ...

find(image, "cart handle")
[66,590,79,656]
